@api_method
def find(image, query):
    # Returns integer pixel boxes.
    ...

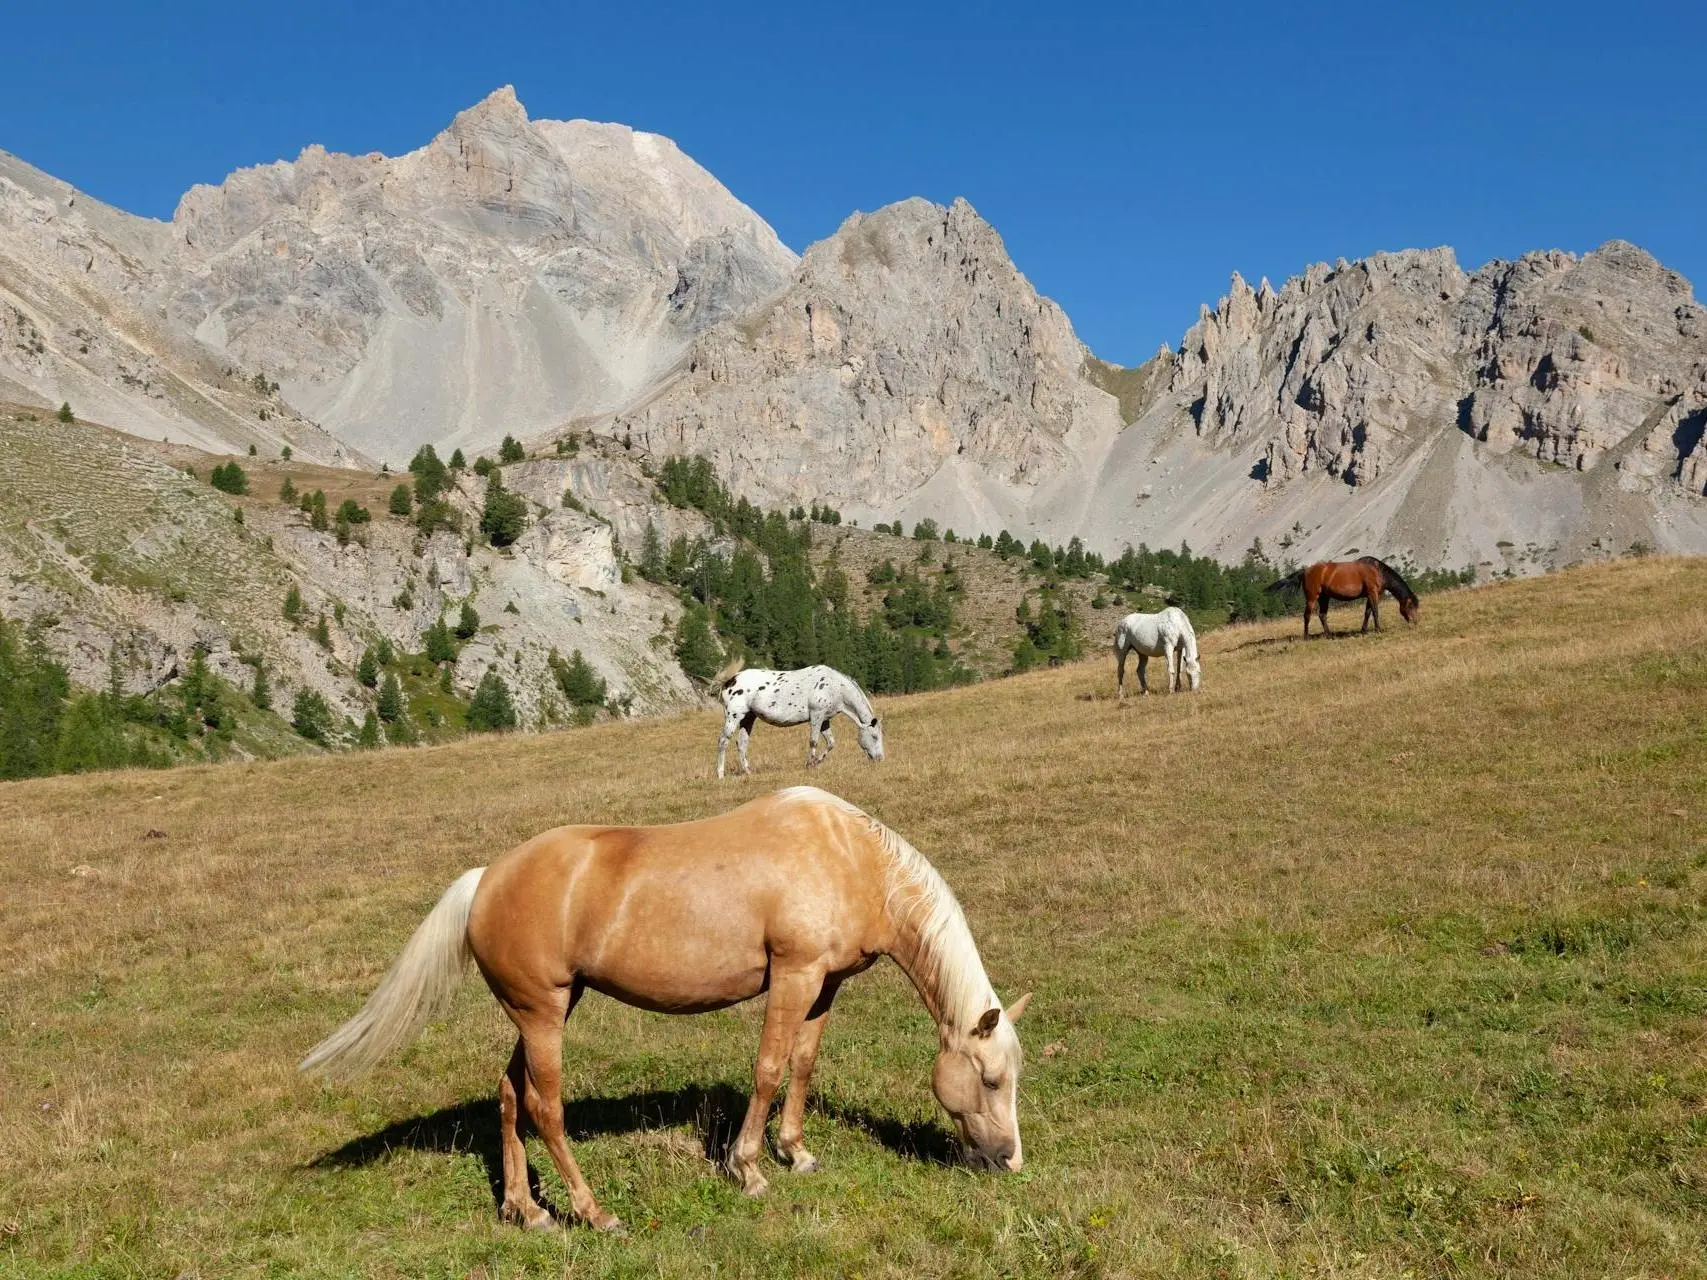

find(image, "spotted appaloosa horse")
[1269,556,1419,638]
[716,662,883,779]
[300,786,1030,1231]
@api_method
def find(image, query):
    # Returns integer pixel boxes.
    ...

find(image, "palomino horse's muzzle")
[965,1144,1023,1172]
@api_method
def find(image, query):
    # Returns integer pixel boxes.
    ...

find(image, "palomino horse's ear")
[1005,992,1032,1022]
[972,1007,1000,1038]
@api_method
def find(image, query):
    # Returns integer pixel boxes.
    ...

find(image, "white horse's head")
[932,993,1030,1170]
[858,714,884,762]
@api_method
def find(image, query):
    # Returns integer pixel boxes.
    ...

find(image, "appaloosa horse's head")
[857,715,885,763]
[932,993,1030,1170]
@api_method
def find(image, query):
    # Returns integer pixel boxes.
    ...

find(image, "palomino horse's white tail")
[299,867,486,1081]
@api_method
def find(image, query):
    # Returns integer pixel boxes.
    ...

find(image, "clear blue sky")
[6,0,1702,366]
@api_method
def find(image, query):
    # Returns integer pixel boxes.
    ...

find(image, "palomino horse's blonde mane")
[778,786,996,1030]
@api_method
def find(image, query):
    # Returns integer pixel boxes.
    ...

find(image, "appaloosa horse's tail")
[714,656,746,692]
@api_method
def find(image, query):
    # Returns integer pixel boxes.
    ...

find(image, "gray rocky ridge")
[4,88,1707,725]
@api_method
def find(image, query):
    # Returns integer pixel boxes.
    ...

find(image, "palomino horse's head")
[1400,595,1420,624]
[932,992,1030,1170]
[858,715,885,762]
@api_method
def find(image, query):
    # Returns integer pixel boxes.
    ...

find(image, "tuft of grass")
[0,558,1704,1276]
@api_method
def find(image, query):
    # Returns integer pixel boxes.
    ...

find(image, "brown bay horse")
[301,786,1030,1232]
[1268,556,1419,638]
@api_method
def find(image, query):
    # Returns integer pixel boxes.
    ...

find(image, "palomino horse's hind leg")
[727,965,825,1196]
[512,997,622,1232]
[777,978,841,1174]
[497,1038,553,1229]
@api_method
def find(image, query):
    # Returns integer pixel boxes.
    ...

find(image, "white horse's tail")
[299,867,485,1081]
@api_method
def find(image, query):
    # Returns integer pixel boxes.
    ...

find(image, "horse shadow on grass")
[309,1084,956,1210]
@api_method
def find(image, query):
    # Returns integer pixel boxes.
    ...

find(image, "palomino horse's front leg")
[509,997,623,1232]
[776,979,841,1174]
[727,966,824,1195]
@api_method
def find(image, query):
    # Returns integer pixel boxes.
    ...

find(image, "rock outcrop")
[610,197,1121,514]
[163,87,795,460]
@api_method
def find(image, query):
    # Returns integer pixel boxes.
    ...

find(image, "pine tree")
[376,673,404,723]
[283,585,303,623]
[388,484,412,516]
[314,614,332,649]
[673,606,721,681]
[639,520,664,582]
[466,668,518,731]
[549,648,607,707]
[424,619,457,664]
[480,473,528,546]
[357,710,381,749]
[251,658,272,710]
[356,648,379,688]
[455,601,480,640]
[57,402,74,423]
[291,689,333,743]
[499,434,525,464]
[449,448,467,470]
[279,476,297,504]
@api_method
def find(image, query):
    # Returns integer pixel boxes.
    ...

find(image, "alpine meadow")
[2,559,1703,1278]
[5,32,1707,1280]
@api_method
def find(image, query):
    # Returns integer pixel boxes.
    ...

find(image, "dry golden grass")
[2,558,1704,1277]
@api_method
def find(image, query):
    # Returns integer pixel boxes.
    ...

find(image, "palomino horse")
[1113,606,1202,699]
[1268,556,1419,638]
[300,786,1028,1232]
[716,661,883,778]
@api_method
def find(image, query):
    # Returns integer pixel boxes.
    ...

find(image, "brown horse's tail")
[299,867,485,1081]
[1266,569,1304,594]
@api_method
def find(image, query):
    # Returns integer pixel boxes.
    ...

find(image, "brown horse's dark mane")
[1360,556,1417,604]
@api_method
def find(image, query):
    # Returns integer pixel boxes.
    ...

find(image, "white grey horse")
[716,662,884,778]
[1114,607,1202,699]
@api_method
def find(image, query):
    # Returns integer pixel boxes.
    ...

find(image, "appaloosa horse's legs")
[716,707,743,779]
[497,1038,553,1229]
[776,979,841,1173]
[737,710,756,775]
[727,966,825,1195]
[509,991,622,1232]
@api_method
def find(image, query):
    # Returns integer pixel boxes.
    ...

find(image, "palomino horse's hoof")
[788,1152,820,1174]
[586,1209,625,1234]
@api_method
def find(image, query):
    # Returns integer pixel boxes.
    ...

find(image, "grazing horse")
[300,787,1030,1231]
[1269,556,1419,638]
[716,661,883,779]
[1113,606,1202,699]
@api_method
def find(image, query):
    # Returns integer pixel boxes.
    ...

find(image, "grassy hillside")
[1,559,1703,1277]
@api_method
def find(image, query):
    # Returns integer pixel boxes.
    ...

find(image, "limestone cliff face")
[611,196,1120,510]
[1158,242,1707,499]
[164,87,796,460]
[0,89,793,464]
[0,150,354,462]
